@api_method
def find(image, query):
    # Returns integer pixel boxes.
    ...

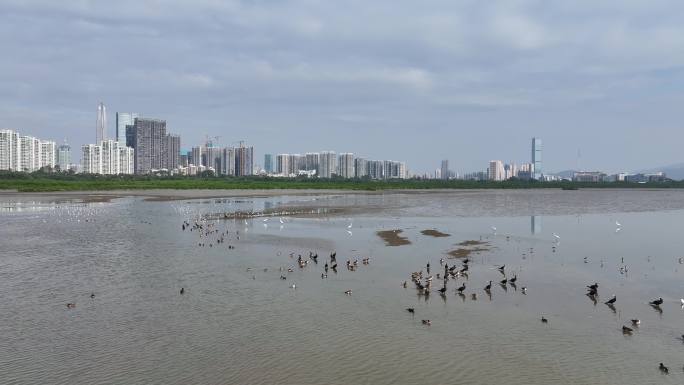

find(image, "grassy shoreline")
[1,173,684,192]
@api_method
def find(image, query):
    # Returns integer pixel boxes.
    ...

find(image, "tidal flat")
[1,189,684,385]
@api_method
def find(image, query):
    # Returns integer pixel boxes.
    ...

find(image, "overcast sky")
[1,0,683,174]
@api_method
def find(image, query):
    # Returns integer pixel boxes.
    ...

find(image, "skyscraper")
[127,118,180,174]
[0,129,55,172]
[0,129,20,171]
[264,154,273,174]
[319,151,337,178]
[221,147,236,175]
[532,137,542,180]
[81,140,134,175]
[81,144,102,174]
[96,102,107,143]
[57,142,71,171]
[163,134,181,171]
[116,112,139,144]
[338,153,355,178]
[235,144,254,176]
[276,154,290,176]
[354,157,368,178]
[488,160,504,181]
[440,160,449,180]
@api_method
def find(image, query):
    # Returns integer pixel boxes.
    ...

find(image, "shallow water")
[1,189,683,385]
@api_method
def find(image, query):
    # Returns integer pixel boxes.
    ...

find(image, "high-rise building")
[264,154,273,174]
[532,137,542,180]
[0,129,56,172]
[116,112,139,145]
[440,160,449,180]
[81,144,102,174]
[204,146,222,172]
[319,151,337,178]
[488,160,504,181]
[57,142,71,171]
[276,154,290,176]
[39,141,56,170]
[127,118,180,174]
[367,160,384,180]
[338,153,355,178]
[190,146,203,167]
[163,134,181,171]
[235,144,253,176]
[0,129,20,171]
[384,160,406,179]
[96,102,107,143]
[354,157,368,178]
[100,140,120,175]
[288,154,305,175]
[81,140,134,175]
[118,146,135,174]
[221,147,236,175]
[305,152,320,173]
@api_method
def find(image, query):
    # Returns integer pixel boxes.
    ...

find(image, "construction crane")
[205,135,222,148]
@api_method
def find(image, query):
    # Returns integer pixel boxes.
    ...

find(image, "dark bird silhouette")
[650,297,663,306]
[438,286,447,295]
[456,283,466,293]
[622,325,633,334]
[484,281,492,291]
[90,293,95,299]
[659,363,668,374]
[422,319,431,325]
[541,316,548,323]
[509,275,517,283]
[605,295,616,305]
[497,265,505,272]
[500,278,508,285]
[180,288,185,295]
[406,308,415,313]
[587,283,599,291]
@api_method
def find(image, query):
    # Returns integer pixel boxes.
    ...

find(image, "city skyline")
[2,2,684,173]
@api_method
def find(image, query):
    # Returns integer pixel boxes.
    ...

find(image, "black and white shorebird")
[650,297,664,306]
[631,319,641,326]
[622,325,633,334]
[422,319,431,325]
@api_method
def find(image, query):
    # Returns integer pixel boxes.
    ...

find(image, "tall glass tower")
[96,102,107,143]
[532,137,542,180]
[116,112,139,145]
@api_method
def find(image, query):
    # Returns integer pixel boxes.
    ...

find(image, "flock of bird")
[62,211,683,376]
[404,259,525,325]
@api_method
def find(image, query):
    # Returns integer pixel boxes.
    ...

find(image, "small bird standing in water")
[659,363,668,374]
[541,316,548,323]
[180,288,185,295]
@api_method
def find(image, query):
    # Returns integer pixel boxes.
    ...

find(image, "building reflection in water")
[531,215,542,235]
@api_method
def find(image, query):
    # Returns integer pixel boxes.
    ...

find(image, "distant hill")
[637,163,684,181]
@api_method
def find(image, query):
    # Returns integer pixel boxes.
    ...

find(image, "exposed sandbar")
[376,229,411,246]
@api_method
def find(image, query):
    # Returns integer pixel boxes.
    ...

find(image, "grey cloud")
[1,0,683,173]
